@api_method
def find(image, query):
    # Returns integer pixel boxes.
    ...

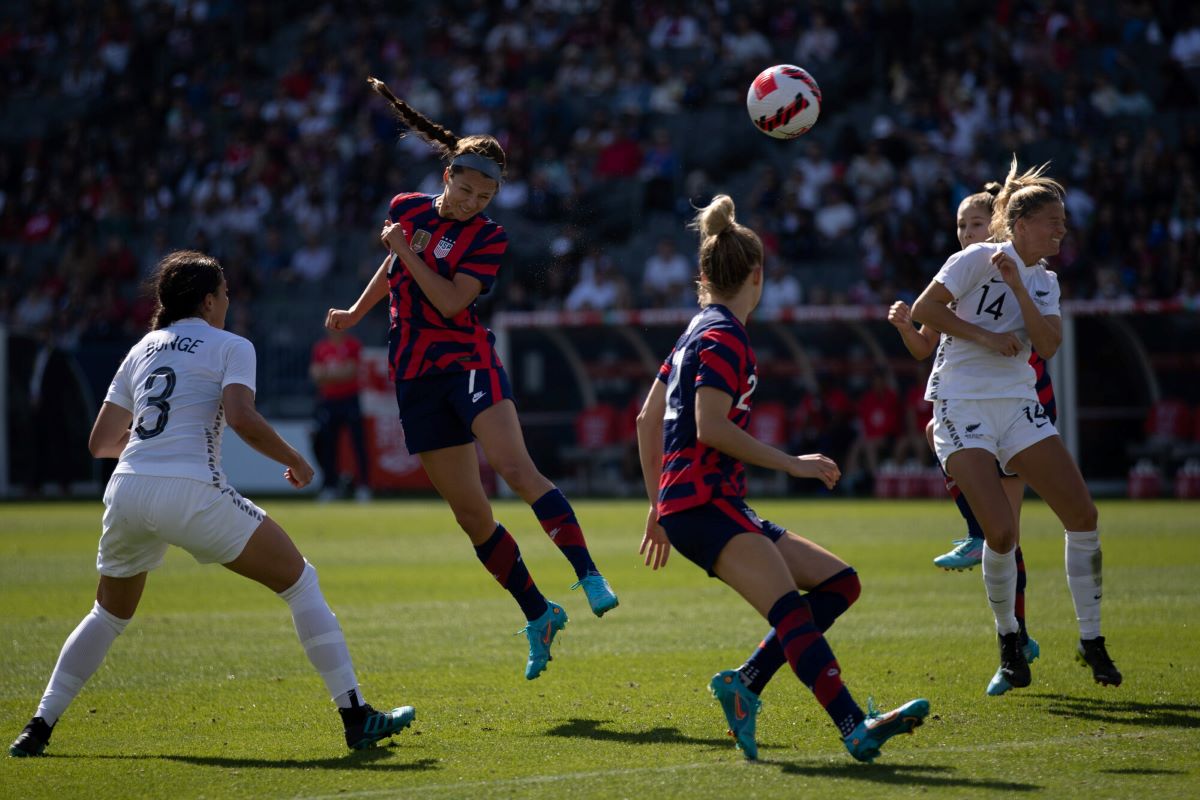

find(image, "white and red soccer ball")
[747,64,822,139]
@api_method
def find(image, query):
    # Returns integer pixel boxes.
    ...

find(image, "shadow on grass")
[775,761,1040,792]
[1099,767,1186,776]
[1029,694,1200,728]
[72,748,440,772]
[546,718,730,748]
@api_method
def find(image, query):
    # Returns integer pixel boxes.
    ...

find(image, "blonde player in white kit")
[911,159,1120,692]
[10,251,414,758]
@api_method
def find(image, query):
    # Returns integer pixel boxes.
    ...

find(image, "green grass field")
[1,498,1198,799]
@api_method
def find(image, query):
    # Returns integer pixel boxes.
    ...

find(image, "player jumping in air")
[326,79,617,682]
[911,158,1121,692]
[888,183,1050,695]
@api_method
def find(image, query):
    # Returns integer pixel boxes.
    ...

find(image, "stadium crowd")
[1,0,1199,492]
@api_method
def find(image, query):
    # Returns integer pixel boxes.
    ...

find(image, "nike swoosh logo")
[734,693,747,720]
[989,278,1007,283]
[1035,421,1048,428]
[542,621,553,645]
[1035,290,1050,297]
[1093,594,1102,600]
[966,423,981,432]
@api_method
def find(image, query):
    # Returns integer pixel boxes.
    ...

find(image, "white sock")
[278,561,361,708]
[1065,529,1102,639]
[982,543,1019,635]
[35,601,130,725]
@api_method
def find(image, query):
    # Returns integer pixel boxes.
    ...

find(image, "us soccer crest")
[433,237,454,259]
[410,229,431,253]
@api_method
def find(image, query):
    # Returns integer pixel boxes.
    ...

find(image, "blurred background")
[1,0,1198,500]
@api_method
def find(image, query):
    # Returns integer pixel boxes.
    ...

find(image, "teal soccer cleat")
[933,537,984,570]
[987,636,1041,696]
[843,698,930,763]
[9,717,53,757]
[709,670,762,760]
[340,704,416,750]
[571,572,619,617]
[520,601,568,680]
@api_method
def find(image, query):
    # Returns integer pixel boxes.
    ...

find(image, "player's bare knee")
[453,506,493,539]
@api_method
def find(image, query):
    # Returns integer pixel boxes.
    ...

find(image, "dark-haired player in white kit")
[10,250,414,757]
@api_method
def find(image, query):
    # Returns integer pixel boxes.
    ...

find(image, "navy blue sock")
[740,568,862,695]
[531,488,596,579]
[769,591,864,738]
[474,524,548,621]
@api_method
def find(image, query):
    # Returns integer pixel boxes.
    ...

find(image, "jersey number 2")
[135,367,177,439]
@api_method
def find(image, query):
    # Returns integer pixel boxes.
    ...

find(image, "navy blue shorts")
[394,366,514,454]
[659,497,788,577]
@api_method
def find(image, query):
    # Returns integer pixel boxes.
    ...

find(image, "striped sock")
[474,524,549,621]
[768,591,864,738]
[531,488,596,579]
[739,568,861,695]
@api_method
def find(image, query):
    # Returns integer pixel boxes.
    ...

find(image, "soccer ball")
[747,64,822,139]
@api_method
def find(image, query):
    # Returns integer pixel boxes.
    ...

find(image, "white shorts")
[931,397,1058,473]
[98,474,266,578]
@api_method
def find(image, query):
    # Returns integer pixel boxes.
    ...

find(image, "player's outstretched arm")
[694,387,840,489]
[326,254,393,331]
[223,384,314,488]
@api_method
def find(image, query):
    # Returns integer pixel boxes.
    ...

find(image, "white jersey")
[925,241,1061,402]
[105,318,256,486]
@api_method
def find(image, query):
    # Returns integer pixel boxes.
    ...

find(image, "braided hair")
[367,77,506,181]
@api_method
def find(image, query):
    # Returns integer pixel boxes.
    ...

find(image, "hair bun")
[696,194,736,238]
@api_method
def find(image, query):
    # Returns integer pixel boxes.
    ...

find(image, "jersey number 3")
[135,367,177,439]
[975,284,1007,320]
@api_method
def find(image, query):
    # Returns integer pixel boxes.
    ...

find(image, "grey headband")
[450,153,503,183]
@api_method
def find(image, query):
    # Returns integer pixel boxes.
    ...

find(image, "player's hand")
[285,457,315,489]
[381,223,412,256]
[325,308,358,331]
[984,330,1022,357]
[992,251,1022,290]
[888,300,914,330]
[787,453,840,489]
[639,507,671,570]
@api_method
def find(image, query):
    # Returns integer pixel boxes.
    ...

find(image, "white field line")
[291,728,1178,800]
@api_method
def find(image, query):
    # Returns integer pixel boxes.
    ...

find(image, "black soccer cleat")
[9,717,53,757]
[1077,636,1122,687]
[339,703,415,750]
[997,631,1031,688]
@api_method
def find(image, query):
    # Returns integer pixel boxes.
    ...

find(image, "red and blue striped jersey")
[1029,349,1056,424]
[655,304,757,517]
[385,192,508,381]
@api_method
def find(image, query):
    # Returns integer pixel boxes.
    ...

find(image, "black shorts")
[659,497,787,578]
[394,366,513,454]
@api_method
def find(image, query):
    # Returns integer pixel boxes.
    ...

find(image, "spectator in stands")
[642,237,692,308]
[287,230,335,284]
